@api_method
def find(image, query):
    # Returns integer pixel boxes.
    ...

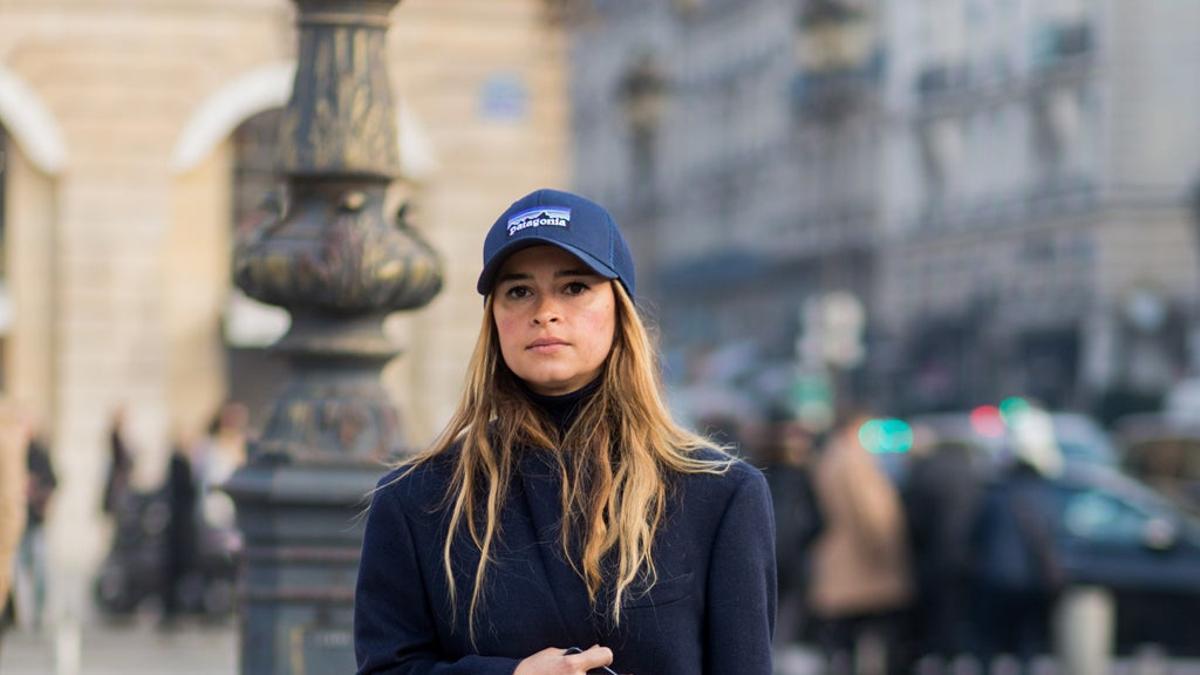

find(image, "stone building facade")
[569,0,884,417]
[568,0,1200,416]
[0,0,567,620]
[876,0,1200,412]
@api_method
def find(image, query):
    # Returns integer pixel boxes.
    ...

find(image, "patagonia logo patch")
[507,207,571,236]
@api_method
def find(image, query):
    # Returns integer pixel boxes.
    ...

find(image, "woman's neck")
[521,376,602,435]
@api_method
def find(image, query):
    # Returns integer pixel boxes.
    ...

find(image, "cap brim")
[476,236,619,295]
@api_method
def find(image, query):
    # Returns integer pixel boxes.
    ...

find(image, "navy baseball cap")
[476,188,636,297]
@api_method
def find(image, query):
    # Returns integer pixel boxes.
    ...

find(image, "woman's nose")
[531,297,561,325]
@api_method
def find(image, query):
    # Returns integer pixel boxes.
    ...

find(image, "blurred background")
[0,0,1197,673]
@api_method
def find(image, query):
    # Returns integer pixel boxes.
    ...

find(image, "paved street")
[0,620,237,675]
[2,625,821,674]
[4,623,1199,675]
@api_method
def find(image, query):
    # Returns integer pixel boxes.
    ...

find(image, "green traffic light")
[999,396,1031,422]
[858,418,914,454]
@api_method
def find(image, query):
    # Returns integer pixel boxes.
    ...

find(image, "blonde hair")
[395,281,733,642]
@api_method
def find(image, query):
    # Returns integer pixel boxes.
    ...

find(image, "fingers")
[516,645,617,675]
[564,644,614,671]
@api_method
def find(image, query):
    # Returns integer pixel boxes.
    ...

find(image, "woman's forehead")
[497,245,591,276]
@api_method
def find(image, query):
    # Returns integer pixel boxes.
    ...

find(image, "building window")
[918,116,963,219]
[1032,19,1092,69]
[1031,86,1082,190]
[918,0,966,80]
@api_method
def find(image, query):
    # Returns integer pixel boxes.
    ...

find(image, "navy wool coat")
[354,446,776,675]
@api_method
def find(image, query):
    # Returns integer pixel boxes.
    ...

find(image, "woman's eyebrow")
[495,271,531,284]
[497,268,596,284]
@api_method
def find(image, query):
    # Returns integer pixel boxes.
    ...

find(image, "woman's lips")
[527,338,569,353]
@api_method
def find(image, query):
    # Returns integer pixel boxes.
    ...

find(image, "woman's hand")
[514,645,614,675]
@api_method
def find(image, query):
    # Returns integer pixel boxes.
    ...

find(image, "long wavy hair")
[395,280,733,642]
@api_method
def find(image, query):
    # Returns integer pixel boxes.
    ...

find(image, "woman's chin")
[521,373,580,396]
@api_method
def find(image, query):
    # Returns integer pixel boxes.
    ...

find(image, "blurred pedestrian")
[969,408,1064,675]
[760,404,823,649]
[0,402,29,655]
[903,438,980,664]
[102,407,134,518]
[809,410,913,675]
[355,189,777,675]
[194,402,248,534]
[15,424,57,630]
[160,434,198,629]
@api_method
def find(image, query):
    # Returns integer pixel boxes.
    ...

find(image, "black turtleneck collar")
[520,376,602,434]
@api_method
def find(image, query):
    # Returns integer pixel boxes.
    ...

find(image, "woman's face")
[492,245,617,396]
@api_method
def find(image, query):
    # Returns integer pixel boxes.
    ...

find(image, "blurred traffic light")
[970,405,1006,438]
[858,418,914,454]
[999,396,1032,422]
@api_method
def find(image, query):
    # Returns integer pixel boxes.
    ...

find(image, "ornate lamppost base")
[223,1,442,672]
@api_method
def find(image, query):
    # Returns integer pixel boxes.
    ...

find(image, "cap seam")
[608,214,615,265]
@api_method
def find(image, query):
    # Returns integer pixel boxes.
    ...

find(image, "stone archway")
[165,63,439,438]
[171,60,437,179]
[0,65,67,175]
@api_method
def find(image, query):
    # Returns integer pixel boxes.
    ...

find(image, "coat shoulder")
[675,447,768,502]
[370,446,459,517]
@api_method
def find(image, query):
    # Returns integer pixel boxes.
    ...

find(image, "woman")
[354,189,776,675]
[808,412,912,675]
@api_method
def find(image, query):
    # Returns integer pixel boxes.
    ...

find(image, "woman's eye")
[564,282,589,295]
[504,285,532,299]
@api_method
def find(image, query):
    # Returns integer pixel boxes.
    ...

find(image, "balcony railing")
[916,62,969,101]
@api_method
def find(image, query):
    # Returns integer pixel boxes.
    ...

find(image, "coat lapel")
[517,450,601,649]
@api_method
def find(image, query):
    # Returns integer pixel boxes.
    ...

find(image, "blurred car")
[907,409,1118,472]
[1114,412,1200,516]
[897,408,1200,655]
[1166,377,1200,419]
[1048,462,1200,652]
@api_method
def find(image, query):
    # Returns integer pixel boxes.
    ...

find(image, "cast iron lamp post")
[223,1,442,672]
